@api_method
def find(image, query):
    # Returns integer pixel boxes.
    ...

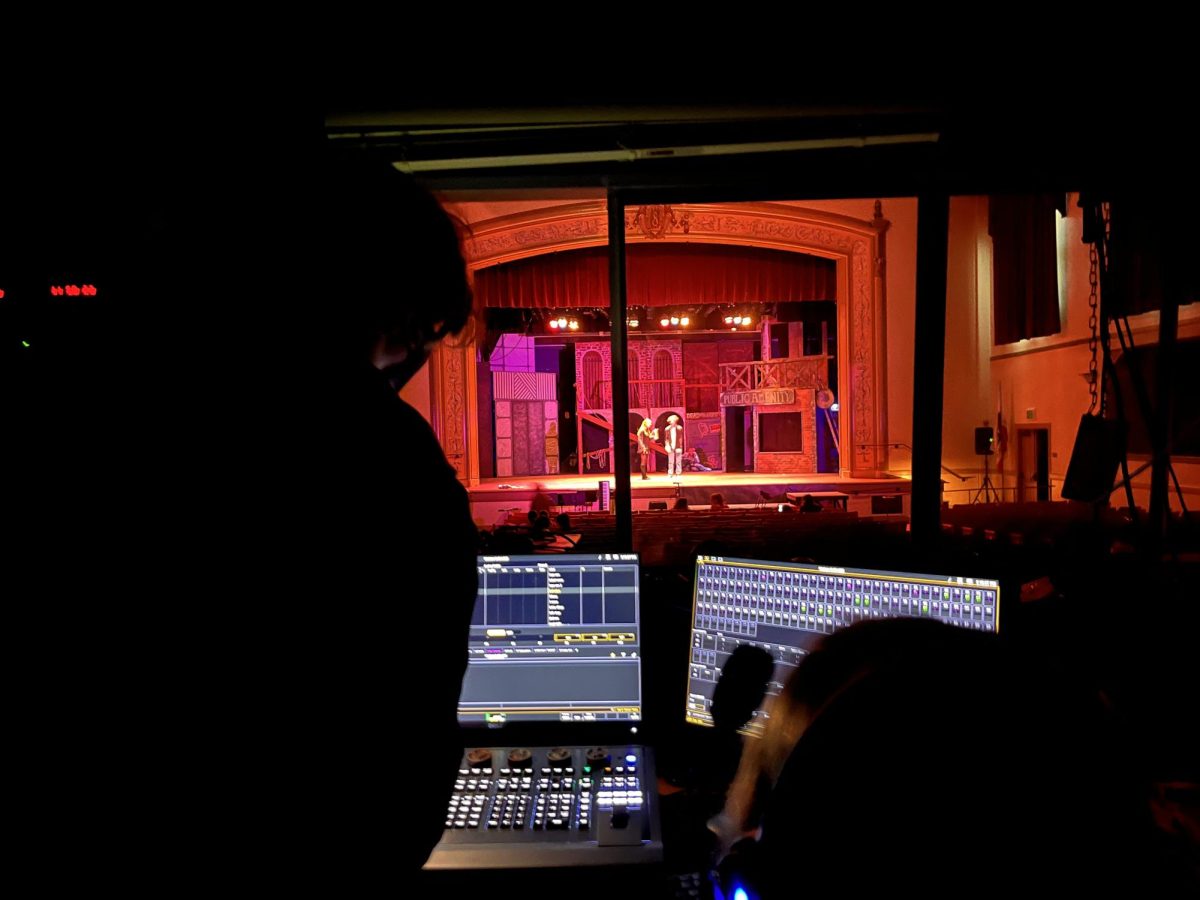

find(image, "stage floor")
[468,471,911,523]
[471,471,908,493]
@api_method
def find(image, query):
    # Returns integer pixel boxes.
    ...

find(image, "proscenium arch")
[438,201,890,482]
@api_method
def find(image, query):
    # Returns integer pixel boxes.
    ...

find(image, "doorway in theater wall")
[1016,425,1050,501]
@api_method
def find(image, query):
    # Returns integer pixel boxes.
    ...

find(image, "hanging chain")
[1086,201,1110,414]
[1088,242,1099,412]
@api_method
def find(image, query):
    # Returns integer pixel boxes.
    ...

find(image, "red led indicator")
[49,284,98,297]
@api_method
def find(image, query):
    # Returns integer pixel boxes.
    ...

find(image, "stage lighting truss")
[657,310,693,330]
[724,308,756,330]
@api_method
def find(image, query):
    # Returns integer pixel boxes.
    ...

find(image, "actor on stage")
[664,413,684,477]
[636,417,658,479]
[684,447,712,472]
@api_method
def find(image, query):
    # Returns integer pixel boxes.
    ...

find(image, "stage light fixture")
[670,316,680,325]
[742,317,753,328]
[549,319,560,329]
[733,315,743,325]
[724,315,734,325]
[568,319,580,330]
[629,318,639,328]
[680,316,690,326]
[660,317,670,327]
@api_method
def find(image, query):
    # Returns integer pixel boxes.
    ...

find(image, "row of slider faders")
[424,745,663,870]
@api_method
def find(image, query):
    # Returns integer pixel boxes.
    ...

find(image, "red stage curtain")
[990,194,1062,344]
[475,244,836,309]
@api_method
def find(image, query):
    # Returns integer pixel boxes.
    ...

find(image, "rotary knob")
[547,747,572,766]
[465,748,493,768]
[507,747,533,768]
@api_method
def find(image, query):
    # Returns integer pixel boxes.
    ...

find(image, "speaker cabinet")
[1062,414,1125,502]
[974,426,995,455]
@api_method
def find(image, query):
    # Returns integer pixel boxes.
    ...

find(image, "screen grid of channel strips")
[686,556,1000,734]
[460,554,643,725]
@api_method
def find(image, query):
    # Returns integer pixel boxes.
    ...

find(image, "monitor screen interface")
[460,554,643,726]
[685,555,1000,735]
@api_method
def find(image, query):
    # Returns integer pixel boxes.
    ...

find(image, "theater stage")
[468,471,911,525]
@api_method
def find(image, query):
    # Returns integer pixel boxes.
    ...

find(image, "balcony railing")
[719,356,832,393]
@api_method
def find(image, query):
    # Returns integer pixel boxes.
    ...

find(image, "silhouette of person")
[530,483,555,514]
[713,618,1157,897]
[798,493,822,512]
[659,643,774,874]
[710,492,729,510]
[708,644,775,779]
[636,417,659,479]
[315,158,478,874]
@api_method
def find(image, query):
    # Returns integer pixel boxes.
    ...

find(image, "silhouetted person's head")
[673,497,689,510]
[320,160,472,387]
[710,492,728,509]
[729,619,1151,896]
[711,644,775,732]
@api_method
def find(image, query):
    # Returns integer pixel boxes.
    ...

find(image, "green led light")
[21,340,31,348]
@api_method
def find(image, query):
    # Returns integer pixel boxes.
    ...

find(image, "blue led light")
[625,754,637,764]
[733,887,750,900]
